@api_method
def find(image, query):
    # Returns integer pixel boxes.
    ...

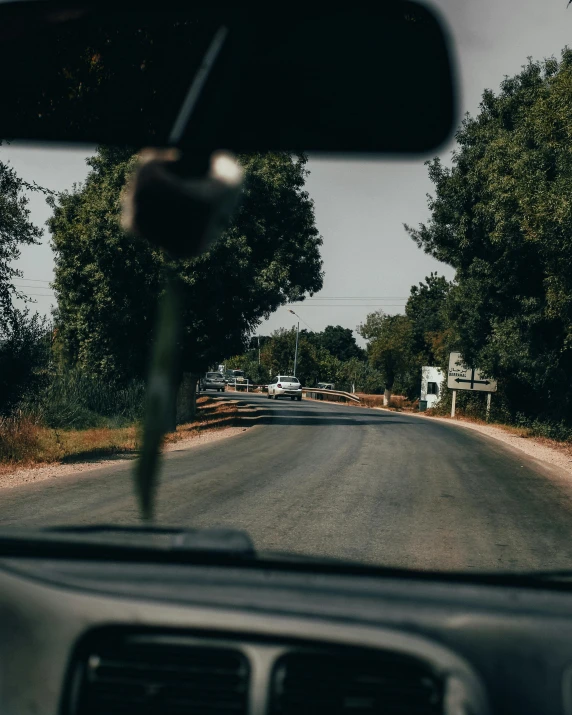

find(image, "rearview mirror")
[0,2,456,154]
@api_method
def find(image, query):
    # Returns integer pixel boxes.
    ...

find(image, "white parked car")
[267,375,302,401]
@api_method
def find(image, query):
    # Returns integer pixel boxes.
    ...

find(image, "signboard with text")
[447,352,497,392]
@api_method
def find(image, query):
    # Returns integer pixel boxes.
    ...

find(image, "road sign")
[447,352,497,392]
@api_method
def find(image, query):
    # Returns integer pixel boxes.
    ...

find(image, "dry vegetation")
[356,394,419,411]
[423,409,572,459]
[0,396,240,473]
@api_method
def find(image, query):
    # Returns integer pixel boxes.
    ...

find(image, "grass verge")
[0,396,241,473]
[422,409,572,458]
[352,393,572,456]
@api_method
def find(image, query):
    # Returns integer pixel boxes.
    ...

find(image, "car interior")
[0,3,571,715]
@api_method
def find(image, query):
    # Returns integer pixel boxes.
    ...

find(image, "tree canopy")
[0,159,43,331]
[49,148,323,383]
[405,272,452,367]
[358,312,412,400]
[318,325,365,362]
[357,274,452,401]
[405,50,572,420]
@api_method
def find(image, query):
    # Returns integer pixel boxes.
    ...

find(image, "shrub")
[0,411,43,464]
[24,371,146,429]
[0,310,51,416]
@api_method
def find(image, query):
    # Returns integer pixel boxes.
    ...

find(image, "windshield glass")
[3,1,572,577]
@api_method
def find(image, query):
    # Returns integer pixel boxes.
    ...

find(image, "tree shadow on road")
[242,414,422,427]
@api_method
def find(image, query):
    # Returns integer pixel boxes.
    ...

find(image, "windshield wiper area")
[5,527,572,588]
[0,526,256,563]
[45,525,256,554]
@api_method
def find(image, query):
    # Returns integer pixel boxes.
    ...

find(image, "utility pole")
[288,309,301,377]
[293,321,299,376]
[258,335,261,365]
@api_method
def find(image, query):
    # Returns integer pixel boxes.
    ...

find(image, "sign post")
[447,353,497,392]
[448,352,497,417]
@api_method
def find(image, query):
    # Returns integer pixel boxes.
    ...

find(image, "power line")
[289,304,406,308]
[13,284,54,290]
[13,277,52,284]
[304,296,408,300]
[17,293,55,298]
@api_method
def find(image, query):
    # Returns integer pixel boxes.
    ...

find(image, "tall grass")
[0,394,236,468]
[24,371,146,430]
[0,411,43,463]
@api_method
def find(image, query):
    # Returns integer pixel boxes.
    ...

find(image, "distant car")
[226,369,246,385]
[200,372,226,392]
[268,375,302,401]
[317,382,335,390]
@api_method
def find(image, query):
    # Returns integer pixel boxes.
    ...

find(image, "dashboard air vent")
[68,632,249,715]
[269,649,444,714]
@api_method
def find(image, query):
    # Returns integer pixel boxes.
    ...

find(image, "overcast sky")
[6,0,572,344]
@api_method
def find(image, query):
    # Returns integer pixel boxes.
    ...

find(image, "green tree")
[50,149,323,392]
[358,311,412,404]
[231,329,384,393]
[405,50,572,421]
[318,325,365,362]
[261,328,324,386]
[0,309,52,415]
[405,273,451,366]
[0,159,43,330]
[357,310,387,341]
[224,354,268,386]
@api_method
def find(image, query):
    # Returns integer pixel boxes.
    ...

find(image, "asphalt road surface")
[2,393,572,572]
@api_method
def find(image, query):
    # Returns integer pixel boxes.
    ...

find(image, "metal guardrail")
[223,383,360,403]
[227,379,252,391]
[302,387,360,404]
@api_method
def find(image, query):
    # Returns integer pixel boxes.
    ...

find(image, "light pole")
[288,309,300,377]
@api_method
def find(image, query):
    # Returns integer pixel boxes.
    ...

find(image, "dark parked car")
[200,372,226,392]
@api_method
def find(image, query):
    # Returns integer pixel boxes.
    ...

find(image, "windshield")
[3,2,572,578]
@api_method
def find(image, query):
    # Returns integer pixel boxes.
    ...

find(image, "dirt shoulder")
[376,407,572,478]
[0,425,250,490]
[0,396,259,489]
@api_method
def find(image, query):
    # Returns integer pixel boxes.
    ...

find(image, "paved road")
[2,393,572,572]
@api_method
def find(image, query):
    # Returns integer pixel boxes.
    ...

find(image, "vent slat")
[70,637,249,715]
[269,651,444,715]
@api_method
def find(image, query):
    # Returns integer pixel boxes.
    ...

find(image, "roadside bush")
[0,310,51,416]
[514,415,572,442]
[0,411,43,463]
[24,371,146,429]
[433,388,513,424]
[431,387,572,442]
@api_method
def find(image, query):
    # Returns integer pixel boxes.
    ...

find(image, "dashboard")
[1,557,572,714]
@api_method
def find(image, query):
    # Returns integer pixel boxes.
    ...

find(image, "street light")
[288,309,300,377]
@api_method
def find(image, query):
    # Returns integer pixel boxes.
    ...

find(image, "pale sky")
[6,0,572,345]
